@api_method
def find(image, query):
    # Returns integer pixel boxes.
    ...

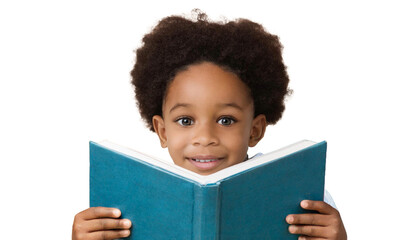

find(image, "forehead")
[164,62,252,107]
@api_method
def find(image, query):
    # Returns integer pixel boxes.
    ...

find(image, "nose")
[192,122,219,146]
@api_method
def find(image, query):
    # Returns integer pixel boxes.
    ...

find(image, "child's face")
[152,62,266,175]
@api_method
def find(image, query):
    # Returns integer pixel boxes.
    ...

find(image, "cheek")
[224,128,250,153]
[166,142,184,166]
[166,129,188,158]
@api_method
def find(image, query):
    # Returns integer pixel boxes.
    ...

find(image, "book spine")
[192,183,221,240]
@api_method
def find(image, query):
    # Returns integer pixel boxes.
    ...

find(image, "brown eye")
[217,117,235,126]
[176,117,194,126]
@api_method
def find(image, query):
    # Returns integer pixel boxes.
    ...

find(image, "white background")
[1,1,419,239]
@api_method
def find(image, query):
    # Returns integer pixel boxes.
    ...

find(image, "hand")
[286,200,347,240]
[72,207,132,240]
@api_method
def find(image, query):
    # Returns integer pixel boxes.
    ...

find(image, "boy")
[73,11,346,240]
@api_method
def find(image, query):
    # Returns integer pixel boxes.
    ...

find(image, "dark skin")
[72,201,346,240]
[72,62,346,239]
[72,207,131,240]
[287,200,347,240]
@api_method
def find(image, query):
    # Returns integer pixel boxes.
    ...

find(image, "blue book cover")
[90,140,327,239]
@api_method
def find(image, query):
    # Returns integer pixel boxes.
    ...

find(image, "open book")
[90,140,327,239]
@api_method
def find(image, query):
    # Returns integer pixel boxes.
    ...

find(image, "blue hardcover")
[90,141,327,239]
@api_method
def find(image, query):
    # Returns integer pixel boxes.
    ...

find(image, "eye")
[176,117,194,126]
[217,116,236,126]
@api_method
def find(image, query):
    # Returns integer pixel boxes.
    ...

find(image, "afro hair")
[131,10,291,132]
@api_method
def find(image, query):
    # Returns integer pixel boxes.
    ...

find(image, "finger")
[87,218,132,232]
[289,225,327,237]
[89,230,130,240]
[301,200,336,215]
[78,207,121,220]
[286,213,330,226]
[298,236,326,240]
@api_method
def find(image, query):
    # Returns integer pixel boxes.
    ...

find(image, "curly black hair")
[131,10,291,132]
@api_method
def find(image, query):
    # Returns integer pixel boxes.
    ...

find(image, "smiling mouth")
[191,158,219,163]
[187,157,224,171]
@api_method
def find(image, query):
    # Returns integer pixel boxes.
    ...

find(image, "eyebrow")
[169,103,191,113]
[217,103,244,111]
[169,102,244,113]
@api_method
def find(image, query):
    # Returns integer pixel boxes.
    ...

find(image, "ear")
[152,115,167,148]
[248,114,267,147]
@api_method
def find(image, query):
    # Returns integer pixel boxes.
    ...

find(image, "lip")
[190,155,221,160]
[187,155,224,171]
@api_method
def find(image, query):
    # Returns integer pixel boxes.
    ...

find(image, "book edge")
[90,140,324,185]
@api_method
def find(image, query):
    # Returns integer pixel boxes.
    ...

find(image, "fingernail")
[113,209,121,217]
[301,200,309,208]
[289,225,297,233]
[122,219,132,227]
[286,215,293,223]
[121,230,130,236]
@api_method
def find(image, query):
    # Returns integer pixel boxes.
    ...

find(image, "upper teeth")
[193,159,217,162]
